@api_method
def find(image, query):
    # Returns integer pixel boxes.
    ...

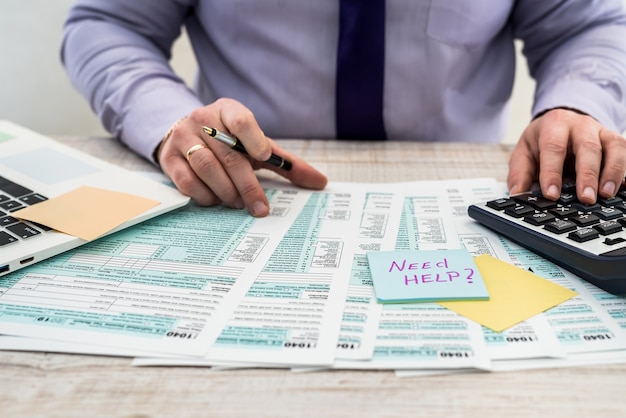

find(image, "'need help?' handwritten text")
[367,249,489,303]
[387,258,476,285]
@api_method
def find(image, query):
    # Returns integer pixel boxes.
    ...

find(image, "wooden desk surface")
[1,137,624,418]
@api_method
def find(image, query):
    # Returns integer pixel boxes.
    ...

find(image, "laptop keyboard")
[0,175,50,247]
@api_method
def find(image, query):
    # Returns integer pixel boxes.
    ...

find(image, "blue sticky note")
[366,249,490,303]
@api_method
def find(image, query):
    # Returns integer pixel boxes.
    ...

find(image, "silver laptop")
[0,120,189,277]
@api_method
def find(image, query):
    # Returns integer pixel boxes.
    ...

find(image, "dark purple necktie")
[336,0,387,140]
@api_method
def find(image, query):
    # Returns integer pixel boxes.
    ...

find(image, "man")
[62,0,626,217]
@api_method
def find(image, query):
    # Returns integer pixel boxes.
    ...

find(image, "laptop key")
[19,193,48,205]
[0,215,20,226]
[6,222,41,239]
[0,200,25,212]
[0,181,33,198]
[0,230,18,246]
[30,220,53,231]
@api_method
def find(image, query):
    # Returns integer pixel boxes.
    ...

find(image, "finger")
[251,140,328,190]
[570,125,603,204]
[598,130,626,198]
[187,140,255,210]
[536,120,570,200]
[279,158,329,190]
[216,99,273,161]
[171,100,327,216]
[160,119,229,206]
[208,142,271,217]
[169,155,221,206]
[195,99,328,192]
[507,133,539,196]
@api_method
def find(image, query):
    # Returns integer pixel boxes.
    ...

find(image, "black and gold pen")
[202,126,292,171]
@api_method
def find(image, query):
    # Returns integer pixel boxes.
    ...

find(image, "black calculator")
[468,182,626,295]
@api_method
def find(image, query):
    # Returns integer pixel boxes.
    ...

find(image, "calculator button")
[487,198,516,210]
[568,227,600,243]
[514,195,557,210]
[550,205,578,218]
[598,196,623,207]
[570,213,600,227]
[561,180,577,192]
[505,203,535,218]
[603,237,626,246]
[594,220,622,235]
[593,207,623,220]
[545,219,578,234]
[524,211,556,226]
[572,202,602,212]
[558,192,576,205]
[612,203,626,214]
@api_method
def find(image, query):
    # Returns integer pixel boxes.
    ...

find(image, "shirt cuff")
[120,84,204,165]
[533,78,626,133]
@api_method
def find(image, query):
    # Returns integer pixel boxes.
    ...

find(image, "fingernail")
[601,181,616,197]
[546,184,560,199]
[251,201,268,217]
[582,186,596,201]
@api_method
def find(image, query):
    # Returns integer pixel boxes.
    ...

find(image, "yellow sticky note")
[13,186,160,241]
[439,254,578,332]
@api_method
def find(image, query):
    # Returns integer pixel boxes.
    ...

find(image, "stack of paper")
[1,178,625,375]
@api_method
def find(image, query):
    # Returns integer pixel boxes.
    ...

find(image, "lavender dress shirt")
[62,0,626,164]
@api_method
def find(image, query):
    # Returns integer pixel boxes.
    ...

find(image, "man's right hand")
[157,98,328,217]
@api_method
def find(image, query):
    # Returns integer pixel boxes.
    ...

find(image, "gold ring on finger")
[185,144,207,162]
